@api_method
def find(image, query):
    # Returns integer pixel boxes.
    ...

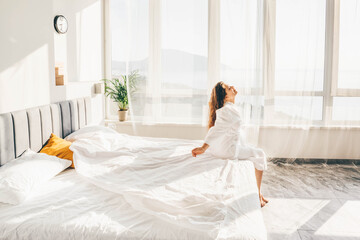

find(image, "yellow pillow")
[40,133,74,168]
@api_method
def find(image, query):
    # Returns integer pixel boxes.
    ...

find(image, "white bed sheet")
[0,169,266,240]
[0,169,201,239]
[0,127,267,240]
[68,127,267,239]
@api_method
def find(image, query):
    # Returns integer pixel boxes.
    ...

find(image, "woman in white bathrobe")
[192,81,269,207]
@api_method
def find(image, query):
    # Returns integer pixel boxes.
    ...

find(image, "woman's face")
[222,83,237,100]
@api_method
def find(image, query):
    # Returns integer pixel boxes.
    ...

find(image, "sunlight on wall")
[76,1,102,82]
[54,32,68,83]
[0,44,50,113]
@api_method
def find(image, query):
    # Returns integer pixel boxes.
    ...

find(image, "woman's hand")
[191,143,209,157]
[192,147,205,157]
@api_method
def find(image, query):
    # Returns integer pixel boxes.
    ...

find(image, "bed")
[0,98,267,240]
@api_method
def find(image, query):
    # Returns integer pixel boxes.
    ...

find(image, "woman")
[191,81,269,207]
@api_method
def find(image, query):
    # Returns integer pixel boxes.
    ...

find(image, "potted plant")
[102,70,139,121]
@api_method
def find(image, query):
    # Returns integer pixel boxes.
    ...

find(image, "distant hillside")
[112,49,208,72]
[111,49,260,90]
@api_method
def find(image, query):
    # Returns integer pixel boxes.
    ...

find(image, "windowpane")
[236,96,264,122]
[161,0,208,123]
[274,0,326,91]
[338,0,360,89]
[274,97,323,121]
[220,0,263,89]
[111,0,149,76]
[333,97,360,121]
[160,94,208,124]
[110,0,149,118]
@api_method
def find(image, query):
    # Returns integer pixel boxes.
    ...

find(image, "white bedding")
[0,127,267,239]
[0,169,209,240]
[69,126,267,239]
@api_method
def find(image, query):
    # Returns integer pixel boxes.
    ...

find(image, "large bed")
[0,98,267,240]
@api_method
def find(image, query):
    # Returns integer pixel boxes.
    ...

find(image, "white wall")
[0,0,53,113]
[0,0,104,124]
[53,0,103,84]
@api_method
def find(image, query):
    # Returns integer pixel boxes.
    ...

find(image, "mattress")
[0,129,267,240]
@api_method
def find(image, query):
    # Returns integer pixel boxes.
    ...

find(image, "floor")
[261,162,360,240]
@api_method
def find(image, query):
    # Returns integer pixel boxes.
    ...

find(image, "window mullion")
[148,0,162,122]
[207,0,220,95]
[263,0,276,125]
[104,0,113,119]
[323,0,339,125]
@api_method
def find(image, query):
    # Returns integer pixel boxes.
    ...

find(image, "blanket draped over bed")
[68,127,266,239]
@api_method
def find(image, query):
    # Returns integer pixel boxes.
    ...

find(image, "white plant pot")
[118,110,128,121]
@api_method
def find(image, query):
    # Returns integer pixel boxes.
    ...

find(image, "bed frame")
[0,98,91,166]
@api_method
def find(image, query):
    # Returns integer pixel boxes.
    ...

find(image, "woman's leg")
[236,146,268,206]
[255,168,268,207]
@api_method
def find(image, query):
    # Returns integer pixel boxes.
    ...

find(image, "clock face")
[54,15,68,34]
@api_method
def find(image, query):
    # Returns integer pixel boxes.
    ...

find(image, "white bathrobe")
[204,102,267,171]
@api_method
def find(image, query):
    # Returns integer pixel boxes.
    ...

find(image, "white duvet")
[67,126,267,239]
[0,169,218,240]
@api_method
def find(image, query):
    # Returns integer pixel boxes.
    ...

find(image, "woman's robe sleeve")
[204,126,220,147]
[204,107,232,147]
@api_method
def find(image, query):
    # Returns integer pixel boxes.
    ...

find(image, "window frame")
[263,0,360,126]
[105,0,360,125]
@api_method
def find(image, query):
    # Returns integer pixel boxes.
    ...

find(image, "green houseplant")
[102,70,140,121]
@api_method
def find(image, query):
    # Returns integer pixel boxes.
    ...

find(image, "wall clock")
[54,15,68,34]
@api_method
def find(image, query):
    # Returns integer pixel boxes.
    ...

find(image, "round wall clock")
[54,15,68,34]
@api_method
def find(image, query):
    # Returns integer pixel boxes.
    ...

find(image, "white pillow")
[65,125,117,142]
[0,149,71,205]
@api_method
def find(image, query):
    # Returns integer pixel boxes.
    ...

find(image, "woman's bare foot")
[261,194,269,203]
[259,193,269,207]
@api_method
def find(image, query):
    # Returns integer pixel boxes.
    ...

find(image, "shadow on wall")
[0,0,103,114]
[0,0,53,113]
[53,0,103,86]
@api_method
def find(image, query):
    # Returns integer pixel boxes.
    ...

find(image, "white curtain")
[111,0,209,126]
[111,0,263,134]
[110,0,359,158]
[220,0,264,145]
[109,0,149,125]
[336,0,360,121]
[272,0,326,125]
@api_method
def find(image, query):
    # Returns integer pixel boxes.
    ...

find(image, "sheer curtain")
[272,0,326,125]
[336,0,360,122]
[264,0,327,160]
[110,0,359,158]
[158,0,208,124]
[266,0,359,159]
[111,0,261,128]
[220,0,264,145]
[111,0,209,125]
[110,0,149,125]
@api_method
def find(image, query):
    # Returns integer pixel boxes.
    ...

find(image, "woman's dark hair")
[208,81,227,129]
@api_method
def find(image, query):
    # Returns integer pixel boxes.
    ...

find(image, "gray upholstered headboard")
[0,97,91,166]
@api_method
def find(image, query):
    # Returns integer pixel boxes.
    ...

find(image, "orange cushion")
[40,133,74,168]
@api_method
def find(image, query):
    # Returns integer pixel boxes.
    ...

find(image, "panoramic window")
[220,0,264,122]
[273,0,326,122]
[334,0,360,121]
[160,0,208,124]
[109,0,359,125]
[110,0,149,119]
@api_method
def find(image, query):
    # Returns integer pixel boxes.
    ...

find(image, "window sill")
[104,119,205,128]
[105,119,360,130]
